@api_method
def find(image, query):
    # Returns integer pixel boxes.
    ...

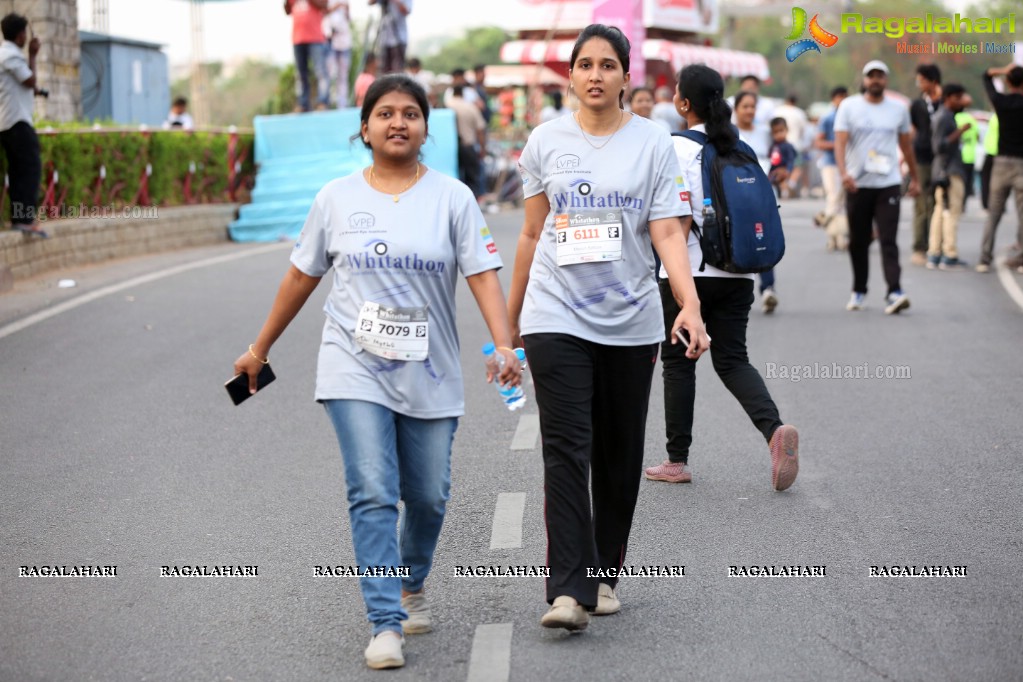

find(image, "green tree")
[421,27,510,75]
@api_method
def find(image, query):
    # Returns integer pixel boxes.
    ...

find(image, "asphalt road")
[1,196,1021,681]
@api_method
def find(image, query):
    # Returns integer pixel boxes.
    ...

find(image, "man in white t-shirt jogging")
[834,60,919,314]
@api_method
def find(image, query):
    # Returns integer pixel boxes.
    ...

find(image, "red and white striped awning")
[642,40,770,81]
[500,38,770,81]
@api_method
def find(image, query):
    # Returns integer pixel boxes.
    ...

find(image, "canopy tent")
[479,64,569,89]
[500,38,770,82]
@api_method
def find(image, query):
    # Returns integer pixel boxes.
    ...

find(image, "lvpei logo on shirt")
[784,7,839,62]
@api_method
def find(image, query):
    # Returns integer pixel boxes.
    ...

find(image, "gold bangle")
[496,346,515,354]
[248,344,269,364]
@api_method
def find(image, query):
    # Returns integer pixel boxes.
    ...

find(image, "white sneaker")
[540,596,589,631]
[364,631,404,670]
[593,583,621,616]
[884,291,910,315]
[846,292,865,311]
[762,288,778,314]
[400,592,431,634]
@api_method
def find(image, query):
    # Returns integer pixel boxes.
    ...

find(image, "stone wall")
[1,0,81,122]
[0,204,238,288]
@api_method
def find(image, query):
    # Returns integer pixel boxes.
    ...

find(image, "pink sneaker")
[645,460,692,483]
[769,425,799,491]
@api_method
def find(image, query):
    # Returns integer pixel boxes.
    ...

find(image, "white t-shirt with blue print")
[291,168,502,418]
[517,113,691,346]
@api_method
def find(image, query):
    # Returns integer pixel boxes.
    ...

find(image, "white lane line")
[490,492,526,550]
[996,261,1023,312]
[0,243,290,340]
[466,623,513,682]
[510,413,540,451]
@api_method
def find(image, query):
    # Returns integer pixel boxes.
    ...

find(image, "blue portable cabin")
[79,30,170,126]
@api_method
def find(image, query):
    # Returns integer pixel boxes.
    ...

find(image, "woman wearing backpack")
[644,64,799,491]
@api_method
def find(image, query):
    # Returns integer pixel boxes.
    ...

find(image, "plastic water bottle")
[482,343,526,411]
[702,197,716,222]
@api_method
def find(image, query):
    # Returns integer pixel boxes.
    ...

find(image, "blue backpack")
[674,130,785,273]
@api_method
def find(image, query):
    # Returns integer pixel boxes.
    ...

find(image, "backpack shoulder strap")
[674,129,708,145]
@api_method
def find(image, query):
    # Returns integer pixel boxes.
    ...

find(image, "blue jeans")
[294,42,329,110]
[323,399,457,635]
[758,268,775,294]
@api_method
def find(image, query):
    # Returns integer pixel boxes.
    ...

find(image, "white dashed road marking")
[489,492,526,550]
[466,623,513,682]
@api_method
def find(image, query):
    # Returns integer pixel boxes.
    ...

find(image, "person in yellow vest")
[979,113,998,211]
[954,96,979,212]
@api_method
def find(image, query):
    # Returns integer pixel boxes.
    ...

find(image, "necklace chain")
[370,164,420,202]
[576,110,625,150]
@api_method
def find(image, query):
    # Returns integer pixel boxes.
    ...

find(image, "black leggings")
[523,333,657,607]
[659,277,783,464]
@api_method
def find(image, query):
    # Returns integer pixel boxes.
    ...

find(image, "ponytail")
[677,64,737,154]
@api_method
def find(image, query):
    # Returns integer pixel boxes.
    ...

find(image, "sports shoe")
[884,291,910,315]
[401,592,431,634]
[594,583,620,616]
[975,263,991,273]
[925,256,939,270]
[540,596,589,631]
[762,287,778,314]
[938,258,967,271]
[644,460,692,483]
[769,424,799,491]
[910,251,927,266]
[365,631,404,669]
[846,292,865,311]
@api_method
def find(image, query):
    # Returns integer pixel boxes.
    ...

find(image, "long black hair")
[351,74,430,150]
[570,24,630,109]
[677,64,737,155]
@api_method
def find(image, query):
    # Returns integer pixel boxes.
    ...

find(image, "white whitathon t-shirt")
[291,168,502,418]
[659,124,753,281]
[834,94,911,189]
[518,114,691,345]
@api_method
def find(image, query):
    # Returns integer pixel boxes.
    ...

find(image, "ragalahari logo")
[784,7,839,62]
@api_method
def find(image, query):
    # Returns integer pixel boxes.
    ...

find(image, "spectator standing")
[954,93,979,211]
[926,83,971,270]
[651,85,684,133]
[472,64,492,124]
[370,0,411,74]
[447,84,486,198]
[834,60,919,314]
[813,86,850,251]
[444,68,479,108]
[163,96,195,129]
[285,0,329,112]
[909,63,942,265]
[773,93,809,197]
[324,1,352,108]
[976,64,1023,273]
[979,113,999,211]
[767,117,797,198]
[353,53,377,107]
[0,13,44,236]
[539,90,570,123]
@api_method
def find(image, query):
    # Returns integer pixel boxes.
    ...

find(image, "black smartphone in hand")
[225,363,276,405]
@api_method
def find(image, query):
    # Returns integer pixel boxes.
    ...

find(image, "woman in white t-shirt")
[644,64,800,492]
[233,75,518,671]
[507,24,709,632]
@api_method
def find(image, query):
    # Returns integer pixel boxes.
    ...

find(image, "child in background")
[768,117,797,199]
